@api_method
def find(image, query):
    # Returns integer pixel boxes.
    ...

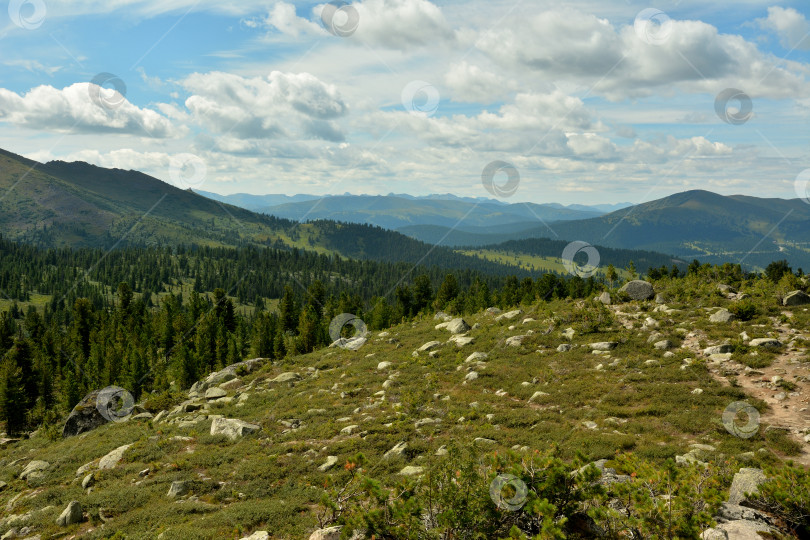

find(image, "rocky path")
[683,311,810,466]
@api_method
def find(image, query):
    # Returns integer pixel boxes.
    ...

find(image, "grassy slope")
[1,279,807,538]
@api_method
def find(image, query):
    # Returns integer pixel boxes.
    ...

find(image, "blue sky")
[1,0,809,205]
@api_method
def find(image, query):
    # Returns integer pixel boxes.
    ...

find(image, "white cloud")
[757,7,810,51]
[352,0,454,49]
[476,8,808,100]
[182,71,348,141]
[0,83,175,137]
[444,62,510,103]
[258,0,454,49]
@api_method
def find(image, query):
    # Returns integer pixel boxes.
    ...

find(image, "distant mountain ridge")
[196,191,611,231]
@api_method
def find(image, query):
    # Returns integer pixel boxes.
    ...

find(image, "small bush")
[727,299,758,321]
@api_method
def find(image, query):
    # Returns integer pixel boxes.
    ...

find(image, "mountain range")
[200,187,810,271]
[3,146,807,272]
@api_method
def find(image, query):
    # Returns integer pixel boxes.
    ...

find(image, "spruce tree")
[0,355,26,435]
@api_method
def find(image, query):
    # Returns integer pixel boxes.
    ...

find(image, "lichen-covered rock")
[56,501,83,526]
[62,389,116,437]
[783,290,810,306]
[619,280,654,300]
[210,418,260,440]
[728,468,766,506]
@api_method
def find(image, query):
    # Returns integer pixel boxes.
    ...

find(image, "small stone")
[399,466,424,476]
[582,421,598,430]
[691,388,703,395]
[81,473,95,489]
[384,441,408,459]
[318,456,339,472]
[464,371,479,381]
[557,343,572,352]
[528,391,549,402]
[377,361,392,370]
[340,425,359,435]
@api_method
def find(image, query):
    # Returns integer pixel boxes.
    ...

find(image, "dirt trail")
[683,313,810,466]
[611,304,810,465]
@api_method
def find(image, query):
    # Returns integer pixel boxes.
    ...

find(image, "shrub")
[727,299,758,321]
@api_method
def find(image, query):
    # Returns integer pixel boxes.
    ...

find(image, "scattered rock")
[582,421,598,430]
[270,372,301,383]
[318,456,339,472]
[505,335,527,347]
[377,361,392,370]
[445,318,471,334]
[20,460,49,482]
[561,327,575,340]
[210,418,260,440]
[167,480,189,498]
[434,311,452,322]
[783,290,810,306]
[464,371,479,381]
[653,340,673,350]
[240,532,270,540]
[309,527,343,540]
[56,501,82,526]
[749,338,781,348]
[474,437,497,445]
[204,387,227,400]
[589,342,618,351]
[728,468,766,506]
[557,343,572,352]
[340,425,359,435]
[619,280,655,300]
[399,466,424,476]
[465,352,488,362]
[418,341,442,352]
[597,292,611,305]
[528,391,549,402]
[710,309,735,323]
[62,388,126,437]
[98,443,132,470]
[495,309,523,321]
[383,441,408,459]
[704,344,733,355]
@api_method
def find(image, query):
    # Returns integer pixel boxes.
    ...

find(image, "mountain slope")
[514,190,810,270]
[1,277,807,537]
[0,148,527,276]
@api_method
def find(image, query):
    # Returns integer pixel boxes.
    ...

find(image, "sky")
[1,0,810,205]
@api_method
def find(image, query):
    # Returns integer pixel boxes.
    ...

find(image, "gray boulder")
[240,533,270,540]
[211,418,260,440]
[728,468,766,506]
[309,527,343,540]
[749,338,781,348]
[167,480,189,498]
[20,460,49,482]
[589,342,618,351]
[783,290,810,306]
[703,344,733,355]
[619,280,655,300]
[709,309,735,323]
[56,501,83,526]
[98,443,133,470]
[445,318,471,334]
[597,292,611,305]
[62,389,120,437]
